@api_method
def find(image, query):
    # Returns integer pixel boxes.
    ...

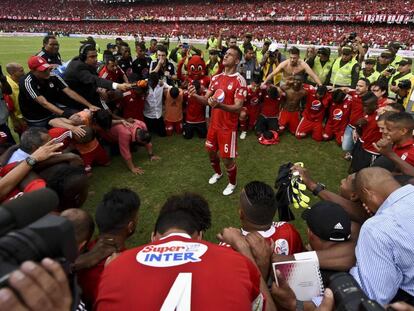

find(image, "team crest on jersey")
[228,82,233,90]
[274,239,289,255]
[333,108,343,120]
[136,241,208,267]
[402,153,408,161]
[49,82,54,88]
[311,100,322,110]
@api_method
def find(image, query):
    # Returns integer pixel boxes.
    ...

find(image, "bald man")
[6,63,26,134]
[350,167,414,305]
[61,208,94,251]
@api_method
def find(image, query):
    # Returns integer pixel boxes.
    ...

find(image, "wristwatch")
[25,156,37,167]
[312,182,326,196]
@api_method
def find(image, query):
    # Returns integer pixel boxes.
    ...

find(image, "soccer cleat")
[240,131,247,140]
[222,183,237,196]
[208,173,223,185]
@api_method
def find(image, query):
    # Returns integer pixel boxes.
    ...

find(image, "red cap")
[28,56,51,72]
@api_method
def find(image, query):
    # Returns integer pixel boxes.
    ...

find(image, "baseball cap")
[317,47,330,56]
[380,50,393,58]
[365,58,376,65]
[208,48,220,55]
[80,36,95,44]
[28,56,51,72]
[397,58,412,66]
[302,201,351,242]
[388,41,401,50]
[341,46,353,55]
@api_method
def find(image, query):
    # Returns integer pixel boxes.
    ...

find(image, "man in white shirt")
[144,72,170,137]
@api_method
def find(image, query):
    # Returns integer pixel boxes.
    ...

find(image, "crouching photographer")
[0,188,79,311]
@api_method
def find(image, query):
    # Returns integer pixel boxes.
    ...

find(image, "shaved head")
[355,167,400,214]
[61,208,94,247]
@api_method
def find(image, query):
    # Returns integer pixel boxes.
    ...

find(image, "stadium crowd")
[1,21,414,47]
[1,0,414,19]
[1,28,414,311]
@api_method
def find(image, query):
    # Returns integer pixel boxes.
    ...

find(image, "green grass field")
[0,36,349,247]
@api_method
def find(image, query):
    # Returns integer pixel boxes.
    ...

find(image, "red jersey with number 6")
[95,234,264,311]
[208,72,247,130]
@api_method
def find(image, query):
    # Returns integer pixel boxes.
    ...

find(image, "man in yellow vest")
[404,76,414,113]
[206,33,219,50]
[388,42,403,68]
[239,33,257,55]
[306,47,333,85]
[326,46,360,88]
[5,63,26,136]
[257,40,271,65]
[388,58,413,99]
[360,58,380,84]
[206,49,222,77]
[375,50,393,75]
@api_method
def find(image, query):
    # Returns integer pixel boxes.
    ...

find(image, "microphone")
[0,188,59,236]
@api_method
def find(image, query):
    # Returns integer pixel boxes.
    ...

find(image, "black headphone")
[79,44,94,62]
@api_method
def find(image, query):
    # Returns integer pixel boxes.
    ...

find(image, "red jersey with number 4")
[184,91,206,123]
[209,72,247,130]
[242,222,304,255]
[302,85,331,122]
[96,234,264,311]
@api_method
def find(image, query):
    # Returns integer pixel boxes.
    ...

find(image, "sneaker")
[240,131,247,140]
[222,183,237,196]
[208,173,223,185]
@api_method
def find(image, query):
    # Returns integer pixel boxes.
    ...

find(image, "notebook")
[273,259,324,301]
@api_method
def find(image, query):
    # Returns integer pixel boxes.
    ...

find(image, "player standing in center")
[189,47,247,196]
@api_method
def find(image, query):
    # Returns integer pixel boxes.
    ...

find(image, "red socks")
[226,164,237,185]
[210,157,222,175]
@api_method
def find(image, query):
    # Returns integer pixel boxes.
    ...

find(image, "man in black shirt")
[19,56,96,128]
[36,35,62,66]
[64,44,130,109]
[131,42,151,82]
[149,46,176,86]
[117,44,133,78]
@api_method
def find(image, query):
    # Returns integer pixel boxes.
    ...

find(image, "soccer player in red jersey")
[323,89,352,145]
[341,78,370,158]
[189,47,247,196]
[95,193,274,311]
[239,80,262,139]
[351,92,382,172]
[374,112,414,176]
[239,181,304,255]
[98,56,128,83]
[296,85,331,142]
[255,85,284,137]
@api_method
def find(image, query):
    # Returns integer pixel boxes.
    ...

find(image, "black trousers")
[144,116,166,137]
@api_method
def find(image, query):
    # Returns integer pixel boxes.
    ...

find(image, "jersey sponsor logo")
[311,100,322,110]
[213,89,225,103]
[274,238,289,255]
[333,108,343,120]
[136,241,208,267]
